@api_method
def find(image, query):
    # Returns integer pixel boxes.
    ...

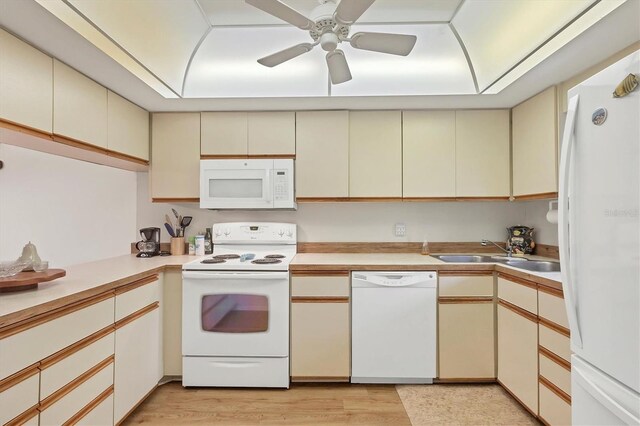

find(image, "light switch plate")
[394,223,406,237]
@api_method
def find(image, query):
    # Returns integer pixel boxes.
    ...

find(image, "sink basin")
[490,255,528,262]
[433,255,494,263]
[505,260,561,272]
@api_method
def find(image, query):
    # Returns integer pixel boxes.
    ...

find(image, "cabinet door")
[497,304,539,414]
[295,111,349,198]
[150,113,200,200]
[107,91,149,160]
[349,111,402,198]
[512,87,558,197]
[53,60,107,148]
[439,302,495,379]
[0,29,53,132]
[248,111,295,155]
[201,112,247,156]
[114,307,161,424]
[455,110,510,197]
[402,111,456,198]
[291,301,350,380]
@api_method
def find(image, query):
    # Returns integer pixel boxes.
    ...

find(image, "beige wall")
[136,173,559,246]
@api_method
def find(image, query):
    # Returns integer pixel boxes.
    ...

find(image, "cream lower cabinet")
[114,277,162,424]
[151,112,200,200]
[295,111,349,198]
[0,28,53,133]
[290,273,350,381]
[438,274,495,379]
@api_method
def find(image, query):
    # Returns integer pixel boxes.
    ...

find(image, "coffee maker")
[136,227,161,258]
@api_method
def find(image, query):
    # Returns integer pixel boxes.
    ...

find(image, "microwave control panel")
[274,169,289,201]
[273,159,295,209]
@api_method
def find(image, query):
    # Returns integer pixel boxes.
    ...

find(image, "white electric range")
[181,222,296,388]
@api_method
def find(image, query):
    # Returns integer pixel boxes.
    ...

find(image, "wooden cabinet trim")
[5,404,39,426]
[114,274,159,295]
[114,302,159,330]
[291,376,350,382]
[201,154,295,159]
[0,363,40,392]
[152,197,200,203]
[496,378,539,418]
[539,346,571,371]
[538,285,564,298]
[438,297,493,304]
[39,355,114,412]
[538,317,570,337]
[290,270,350,277]
[0,117,53,141]
[63,385,113,426]
[0,291,114,339]
[435,378,496,384]
[498,299,538,323]
[498,273,538,290]
[291,297,349,303]
[539,375,572,404]
[39,325,115,370]
[438,271,494,277]
[512,192,558,201]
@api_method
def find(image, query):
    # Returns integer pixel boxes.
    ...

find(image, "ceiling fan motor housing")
[309,1,349,42]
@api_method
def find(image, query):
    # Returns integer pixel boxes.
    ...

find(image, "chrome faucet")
[481,239,512,257]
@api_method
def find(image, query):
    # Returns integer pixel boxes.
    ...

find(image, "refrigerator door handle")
[559,93,583,349]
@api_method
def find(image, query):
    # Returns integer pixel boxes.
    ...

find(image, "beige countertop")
[0,251,562,329]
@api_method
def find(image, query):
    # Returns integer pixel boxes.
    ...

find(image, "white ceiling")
[0,0,638,111]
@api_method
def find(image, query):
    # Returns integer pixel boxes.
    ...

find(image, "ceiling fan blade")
[350,32,417,56]
[326,50,352,84]
[334,0,376,25]
[257,43,315,67]
[245,0,315,30]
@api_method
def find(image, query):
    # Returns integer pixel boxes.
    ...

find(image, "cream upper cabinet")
[151,113,200,200]
[53,59,107,148]
[512,86,558,197]
[349,110,402,198]
[295,111,349,198]
[0,29,53,133]
[201,112,247,156]
[107,91,149,160]
[248,111,295,155]
[455,110,510,197]
[403,111,456,198]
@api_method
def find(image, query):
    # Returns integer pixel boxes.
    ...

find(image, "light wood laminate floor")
[123,382,412,425]
[123,382,539,425]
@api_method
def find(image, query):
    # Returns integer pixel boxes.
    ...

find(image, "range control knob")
[214,229,222,237]
[286,230,294,237]
[223,230,230,237]
[278,230,285,237]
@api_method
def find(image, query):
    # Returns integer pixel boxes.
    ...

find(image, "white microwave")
[199,159,296,210]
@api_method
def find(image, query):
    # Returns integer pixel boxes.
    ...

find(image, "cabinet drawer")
[39,360,113,426]
[291,275,350,297]
[115,276,160,321]
[498,277,537,314]
[540,351,571,396]
[539,381,571,426]
[291,302,350,380]
[0,295,114,379]
[76,393,113,426]
[0,367,39,425]
[40,330,115,400]
[538,290,568,328]
[539,323,571,362]
[439,275,493,297]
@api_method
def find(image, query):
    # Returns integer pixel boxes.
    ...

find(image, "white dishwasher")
[351,271,437,384]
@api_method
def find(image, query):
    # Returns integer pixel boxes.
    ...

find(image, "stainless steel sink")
[504,260,561,272]
[490,255,528,262]
[432,255,494,263]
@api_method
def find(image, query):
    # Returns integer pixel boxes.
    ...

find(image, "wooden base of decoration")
[0,269,66,293]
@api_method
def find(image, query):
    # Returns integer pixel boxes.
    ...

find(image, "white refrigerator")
[559,50,640,425]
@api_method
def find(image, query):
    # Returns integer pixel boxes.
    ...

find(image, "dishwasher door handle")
[352,273,436,288]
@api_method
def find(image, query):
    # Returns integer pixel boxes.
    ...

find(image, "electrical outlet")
[394,223,406,237]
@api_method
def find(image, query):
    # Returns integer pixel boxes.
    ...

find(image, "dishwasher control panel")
[351,271,437,288]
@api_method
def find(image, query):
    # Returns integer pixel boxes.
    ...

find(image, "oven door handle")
[182,271,289,280]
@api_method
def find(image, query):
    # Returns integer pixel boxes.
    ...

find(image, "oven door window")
[201,294,268,333]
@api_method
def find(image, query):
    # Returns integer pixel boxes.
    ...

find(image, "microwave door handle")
[264,169,273,206]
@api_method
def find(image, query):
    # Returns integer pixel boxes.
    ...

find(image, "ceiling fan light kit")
[245,0,418,84]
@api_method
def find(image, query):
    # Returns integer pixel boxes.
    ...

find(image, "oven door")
[200,160,273,209]
[182,271,289,357]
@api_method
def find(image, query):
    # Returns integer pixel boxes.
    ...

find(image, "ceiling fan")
[245,0,418,84]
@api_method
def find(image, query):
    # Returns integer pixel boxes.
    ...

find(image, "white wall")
[137,173,558,247]
[0,144,137,267]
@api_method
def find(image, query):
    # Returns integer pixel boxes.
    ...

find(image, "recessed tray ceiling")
[25,0,631,99]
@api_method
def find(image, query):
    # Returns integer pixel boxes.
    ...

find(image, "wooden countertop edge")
[0,254,560,330]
